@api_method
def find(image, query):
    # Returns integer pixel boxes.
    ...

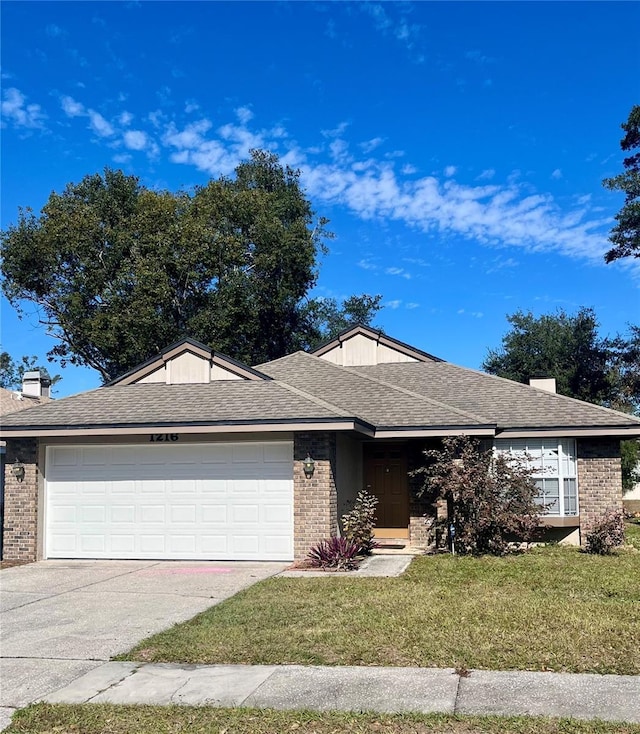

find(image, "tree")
[298,294,383,348]
[482,308,615,405]
[410,436,543,556]
[1,153,381,382]
[483,309,640,491]
[0,352,60,391]
[603,104,640,262]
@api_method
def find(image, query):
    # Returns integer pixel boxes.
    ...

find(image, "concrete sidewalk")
[35,661,640,724]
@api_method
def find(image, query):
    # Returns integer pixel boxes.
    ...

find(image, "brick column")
[577,438,622,543]
[3,438,39,561]
[407,439,439,549]
[293,432,337,560]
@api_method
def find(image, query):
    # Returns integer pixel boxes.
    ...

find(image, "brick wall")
[407,440,438,549]
[293,432,337,559]
[577,438,622,542]
[3,438,39,561]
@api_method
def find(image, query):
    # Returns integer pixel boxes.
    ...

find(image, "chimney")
[529,377,556,394]
[22,371,52,399]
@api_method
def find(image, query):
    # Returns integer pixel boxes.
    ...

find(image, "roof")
[2,329,640,439]
[0,387,52,417]
[348,362,640,432]
[0,380,369,435]
[259,351,494,433]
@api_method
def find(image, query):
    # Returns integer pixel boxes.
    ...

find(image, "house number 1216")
[149,434,179,442]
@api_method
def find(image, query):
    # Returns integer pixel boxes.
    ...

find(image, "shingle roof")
[349,362,640,430]
[259,352,494,429]
[3,347,639,436]
[0,380,354,430]
[0,387,52,417]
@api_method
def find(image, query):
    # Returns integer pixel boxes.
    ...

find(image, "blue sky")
[1,1,639,397]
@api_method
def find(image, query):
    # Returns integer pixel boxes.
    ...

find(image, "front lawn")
[626,519,640,550]
[6,704,640,734]
[122,546,640,675]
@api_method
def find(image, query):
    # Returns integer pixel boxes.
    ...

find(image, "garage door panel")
[111,535,135,552]
[46,441,293,561]
[201,504,227,523]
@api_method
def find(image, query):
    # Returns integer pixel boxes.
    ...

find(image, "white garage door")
[45,441,293,561]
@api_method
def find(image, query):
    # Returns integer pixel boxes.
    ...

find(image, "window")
[494,438,578,516]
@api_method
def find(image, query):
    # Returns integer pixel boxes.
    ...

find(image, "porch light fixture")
[11,459,25,483]
[302,454,316,479]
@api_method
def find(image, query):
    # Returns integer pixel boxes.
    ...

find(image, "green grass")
[121,546,640,674]
[6,704,640,734]
[626,520,640,550]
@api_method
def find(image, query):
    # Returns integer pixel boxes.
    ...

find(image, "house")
[1,371,52,559]
[2,326,639,563]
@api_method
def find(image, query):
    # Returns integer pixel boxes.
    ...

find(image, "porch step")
[373,539,424,555]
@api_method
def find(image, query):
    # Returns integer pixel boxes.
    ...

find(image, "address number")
[149,433,179,442]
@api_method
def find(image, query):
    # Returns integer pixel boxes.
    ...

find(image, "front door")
[364,444,410,539]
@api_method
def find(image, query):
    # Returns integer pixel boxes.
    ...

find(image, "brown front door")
[364,444,409,538]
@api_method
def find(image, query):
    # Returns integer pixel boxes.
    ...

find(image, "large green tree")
[483,308,640,490]
[603,104,640,262]
[1,152,381,382]
[482,308,615,405]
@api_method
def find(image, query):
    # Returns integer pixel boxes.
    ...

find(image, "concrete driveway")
[0,559,286,718]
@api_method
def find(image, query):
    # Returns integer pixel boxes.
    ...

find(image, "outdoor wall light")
[302,454,316,479]
[11,459,25,483]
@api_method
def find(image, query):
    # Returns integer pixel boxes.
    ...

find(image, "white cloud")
[385,266,411,279]
[123,130,148,150]
[61,95,85,117]
[357,259,379,271]
[48,94,618,267]
[119,111,134,125]
[385,299,402,309]
[235,106,253,124]
[1,88,46,129]
[551,168,563,179]
[360,137,384,154]
[88,109,114,137]
[406,303,420,309]
[402,163,417,175]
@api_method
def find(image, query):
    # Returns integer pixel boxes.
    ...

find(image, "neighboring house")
[0,372,52,559]
[2,326,639,563]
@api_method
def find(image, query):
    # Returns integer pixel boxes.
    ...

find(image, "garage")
[45,441,294,561]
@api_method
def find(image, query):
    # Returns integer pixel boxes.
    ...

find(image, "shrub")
[341,489,379,555]
[308,536,360,571]
[410,436,544,556]
[585,510,625,555]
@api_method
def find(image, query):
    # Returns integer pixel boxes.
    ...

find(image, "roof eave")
[496,425,640,439]
[0,417,376,439]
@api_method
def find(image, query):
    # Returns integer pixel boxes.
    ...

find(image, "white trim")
[1,420,373,439]
[497,427,640,438]
[494,437,578,518]
[375,428,495,438]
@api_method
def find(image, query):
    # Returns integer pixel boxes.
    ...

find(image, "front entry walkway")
[0,559,286,722]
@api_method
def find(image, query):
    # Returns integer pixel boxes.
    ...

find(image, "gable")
[312,325,442,366]
[110,338,270,385]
